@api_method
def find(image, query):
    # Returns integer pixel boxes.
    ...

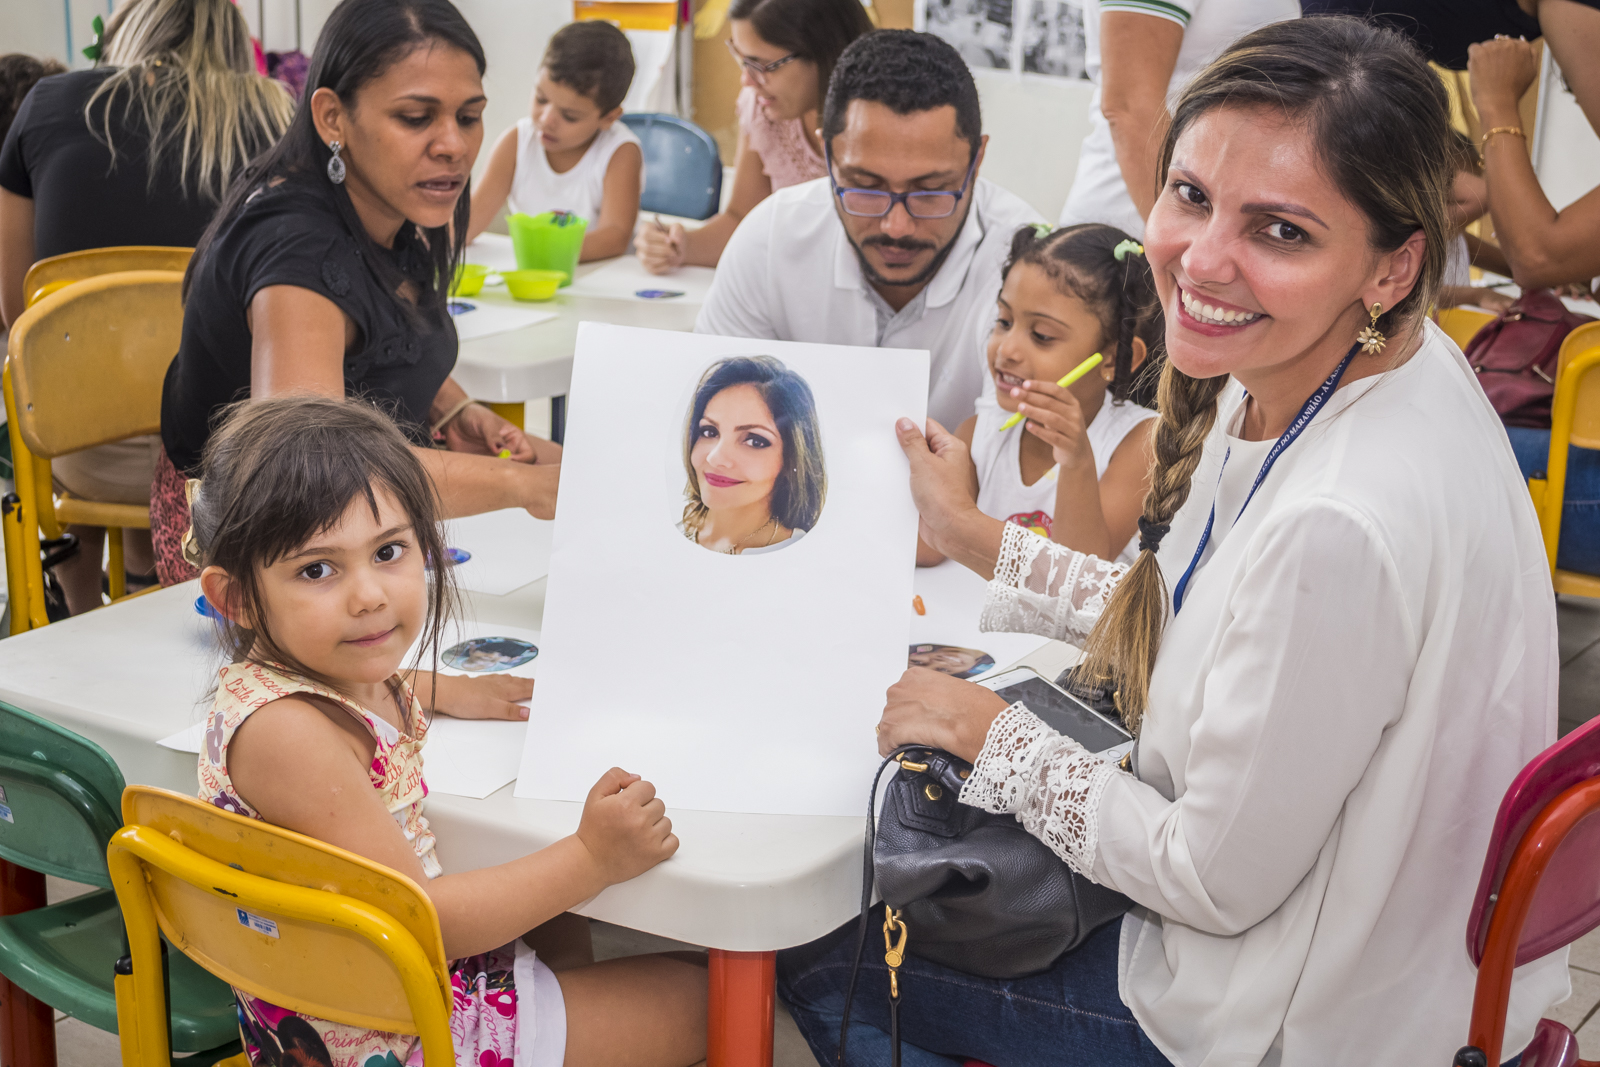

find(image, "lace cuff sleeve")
[979,522,1128,643]
[958,701,1119,878]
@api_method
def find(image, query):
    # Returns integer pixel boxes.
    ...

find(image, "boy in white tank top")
[920,223,1163,567]
[467,21,643,262]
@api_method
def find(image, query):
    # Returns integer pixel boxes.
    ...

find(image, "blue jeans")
[1505,426,1600,575]
[779,908,1529,1066]
[777,908,1173,1067]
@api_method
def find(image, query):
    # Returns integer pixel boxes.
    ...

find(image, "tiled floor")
[31,595,1600,1066]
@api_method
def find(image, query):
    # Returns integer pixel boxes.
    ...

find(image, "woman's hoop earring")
[327,141,346,185]
[1357,302,1386,357]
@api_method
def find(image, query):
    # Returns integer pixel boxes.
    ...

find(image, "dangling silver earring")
[326,140,346,185]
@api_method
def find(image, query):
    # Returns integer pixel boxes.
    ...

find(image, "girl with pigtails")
[918,222,1164,568]
[779,16,1565,1067]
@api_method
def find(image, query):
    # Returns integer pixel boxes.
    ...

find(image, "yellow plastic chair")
[106,786,455,1067]
[21,246,192,310]
[1438,306,1497,352]
[2,270,183,633]
[1527,321,1600,598]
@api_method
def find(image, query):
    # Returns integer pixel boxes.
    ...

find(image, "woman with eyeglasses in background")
[634,0,872,274]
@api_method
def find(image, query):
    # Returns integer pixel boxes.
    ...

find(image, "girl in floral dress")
[189,395,707,1067]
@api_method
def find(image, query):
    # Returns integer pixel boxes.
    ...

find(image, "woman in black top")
[1300,0,1600,143]
[0,0,291,613]
[156,0,562,592]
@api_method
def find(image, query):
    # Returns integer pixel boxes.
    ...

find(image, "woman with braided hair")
[778,15,1564,1067]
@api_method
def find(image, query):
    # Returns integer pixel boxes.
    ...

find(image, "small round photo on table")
[679,355,826,555]
[442,637,539,673]
[908,643,997,680]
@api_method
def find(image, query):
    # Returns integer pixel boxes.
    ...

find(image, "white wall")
[236,0,568,165]
[973,67,1094,221]
[1534,68,1600,214]
[2,0,116,68]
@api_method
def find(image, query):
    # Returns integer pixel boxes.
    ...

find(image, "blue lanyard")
[1171,343,1360,614]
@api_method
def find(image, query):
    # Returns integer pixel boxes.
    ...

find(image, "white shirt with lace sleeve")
[958,700,1120,877]
[950,327,1568,1066]
[979,520,1127,644]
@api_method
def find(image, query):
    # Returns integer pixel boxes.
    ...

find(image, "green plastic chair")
[0,700,241,1061]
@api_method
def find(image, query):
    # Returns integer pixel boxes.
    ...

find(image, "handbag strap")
[838,745,926,1066]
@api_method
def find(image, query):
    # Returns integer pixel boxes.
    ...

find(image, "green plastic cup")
[507,211,587,286]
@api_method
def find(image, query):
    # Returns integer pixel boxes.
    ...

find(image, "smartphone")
[976,666,1133,759]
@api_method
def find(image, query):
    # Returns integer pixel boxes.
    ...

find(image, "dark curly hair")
[1002,222,1165,409]
[0,54,66,146]
[821,29,981,160]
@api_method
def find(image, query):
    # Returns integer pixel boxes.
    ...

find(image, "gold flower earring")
[1357,302,1386,356]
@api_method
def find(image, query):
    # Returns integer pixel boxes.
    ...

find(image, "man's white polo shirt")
[694,175,1043,430]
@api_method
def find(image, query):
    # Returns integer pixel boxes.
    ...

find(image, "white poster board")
[515,323,929,815]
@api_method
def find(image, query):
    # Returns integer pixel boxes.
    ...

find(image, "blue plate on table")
[195,595,221,620]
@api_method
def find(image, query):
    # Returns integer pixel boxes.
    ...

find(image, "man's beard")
[843,200,973,291]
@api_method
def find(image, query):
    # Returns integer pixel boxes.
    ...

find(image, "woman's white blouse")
[963,322,1567,1066]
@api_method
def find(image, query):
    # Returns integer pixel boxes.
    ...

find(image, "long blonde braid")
[1079,363,1228,733]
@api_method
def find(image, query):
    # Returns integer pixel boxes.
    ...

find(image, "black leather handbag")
[839,743,1132,1065]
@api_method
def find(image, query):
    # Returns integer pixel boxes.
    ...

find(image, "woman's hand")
[897,417,1008,579]
[897,418,981,552]
[414,671,532,720]
[1012,380,1094,470]
[877,667,1010,762]
[636,221,687,275]
[1468,36,1540,122]
[444,402,535,461]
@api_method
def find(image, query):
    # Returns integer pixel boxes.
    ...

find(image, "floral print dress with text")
[198,661,533,1067]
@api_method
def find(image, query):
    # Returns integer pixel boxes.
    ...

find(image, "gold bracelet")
[430,396,476,435]
[1480,125,1526,147]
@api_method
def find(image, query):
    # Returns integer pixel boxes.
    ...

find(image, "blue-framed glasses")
[825,146,978,219]
[725,39,800,85]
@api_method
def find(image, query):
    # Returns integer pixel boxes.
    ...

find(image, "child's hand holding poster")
[515,323,929,816]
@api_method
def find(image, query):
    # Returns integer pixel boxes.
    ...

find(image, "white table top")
[0,571,1083,950]
[451,252,702,405]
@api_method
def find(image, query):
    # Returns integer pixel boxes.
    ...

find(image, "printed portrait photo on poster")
[518,324,928,817]
[678,356,827,556]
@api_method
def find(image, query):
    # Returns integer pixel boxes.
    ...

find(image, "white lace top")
[960,323,1567,1066]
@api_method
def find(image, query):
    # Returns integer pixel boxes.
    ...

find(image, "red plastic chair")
[1454,713,1600,1067]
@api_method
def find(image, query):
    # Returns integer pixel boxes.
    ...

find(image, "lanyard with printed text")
[1170,342,1360,614]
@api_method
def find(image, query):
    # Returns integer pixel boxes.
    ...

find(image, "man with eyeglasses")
[695,29,1042,430]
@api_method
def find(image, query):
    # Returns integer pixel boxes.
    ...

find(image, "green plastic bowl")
[501,269,564,301]
[451,263,489,296]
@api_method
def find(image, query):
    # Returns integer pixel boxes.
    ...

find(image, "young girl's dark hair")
[187,395,456,699]
[1001,222,1165,409]
[185,0,485,319]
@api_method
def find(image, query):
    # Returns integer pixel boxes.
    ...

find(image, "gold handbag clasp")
[883,907,909,998]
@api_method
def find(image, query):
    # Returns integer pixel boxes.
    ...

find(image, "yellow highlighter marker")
[998,352,1103,432]
[497,449,512,459]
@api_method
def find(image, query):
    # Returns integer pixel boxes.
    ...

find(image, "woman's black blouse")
[1298,0,1595,69]
[0,69,215,259]
[161,176,457,474]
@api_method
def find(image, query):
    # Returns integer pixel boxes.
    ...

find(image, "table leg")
[707,949,774,1067]
[0,859,56,1067]
[550,396,566,446]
